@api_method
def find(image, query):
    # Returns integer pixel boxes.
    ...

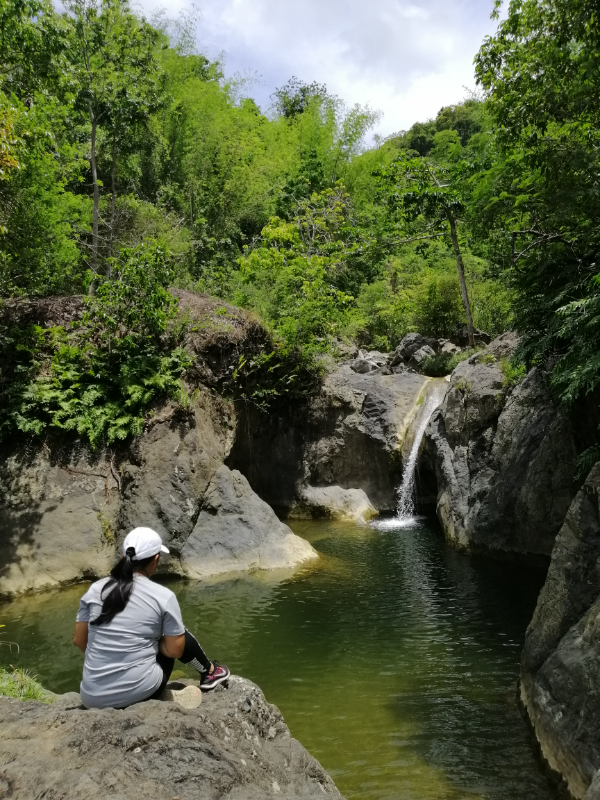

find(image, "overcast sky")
[136,0,500,139]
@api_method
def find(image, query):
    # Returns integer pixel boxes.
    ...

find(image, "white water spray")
[372,386,443,531]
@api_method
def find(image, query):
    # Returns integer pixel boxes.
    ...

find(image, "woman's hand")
[159,634,185,659]
[73,622,89,652]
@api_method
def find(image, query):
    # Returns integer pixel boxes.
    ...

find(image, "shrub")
[412,273,463,338]
[421,347,480,377]
[0,242,192,448]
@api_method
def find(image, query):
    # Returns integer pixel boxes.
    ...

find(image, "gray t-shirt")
[76,574,185,709]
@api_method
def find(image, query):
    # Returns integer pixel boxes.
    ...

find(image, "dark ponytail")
[90,547,156,626]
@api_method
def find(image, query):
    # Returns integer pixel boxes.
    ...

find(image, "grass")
[0,666,53,703]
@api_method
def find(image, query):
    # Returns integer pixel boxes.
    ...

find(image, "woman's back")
[77,574,184,708]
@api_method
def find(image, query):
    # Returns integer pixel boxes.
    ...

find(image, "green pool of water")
[0,517,553,800]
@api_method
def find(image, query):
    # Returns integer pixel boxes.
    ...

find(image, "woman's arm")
[159,633,185,659]
[73,621,89,652]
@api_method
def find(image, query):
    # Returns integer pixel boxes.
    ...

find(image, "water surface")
[0,517,553,800]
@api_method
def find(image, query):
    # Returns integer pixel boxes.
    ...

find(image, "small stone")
[272,781,281,794]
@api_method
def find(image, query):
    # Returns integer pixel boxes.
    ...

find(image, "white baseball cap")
[122,527,169,561]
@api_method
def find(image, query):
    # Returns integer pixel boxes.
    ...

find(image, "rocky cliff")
[0,676,342,800]
[0,294,317,600]
[228,362,428,522]
[425,333,577,557]
[520,463,600,800]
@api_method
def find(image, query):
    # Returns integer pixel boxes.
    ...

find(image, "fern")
[0,243,193,449]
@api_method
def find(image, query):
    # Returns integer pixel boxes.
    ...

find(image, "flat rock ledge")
[0,676,342,800]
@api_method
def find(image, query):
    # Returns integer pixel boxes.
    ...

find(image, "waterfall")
[395,388,443,520]
[372,386,443,531]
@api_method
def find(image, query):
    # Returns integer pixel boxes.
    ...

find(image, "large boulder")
[181,466,316,577]
[228,366,429,514]
[291,484,377,524]
[391,333,439,365]
[425,332,577,556]
[520,464,600,799]
[0,676,342,799]
[449,324,491,347]
[409,345,436,367]
[349,349,389,375]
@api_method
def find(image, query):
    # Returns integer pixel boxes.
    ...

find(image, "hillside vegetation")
[0,0,598,466]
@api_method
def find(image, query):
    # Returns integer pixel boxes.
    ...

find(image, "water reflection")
[0,517,553,800]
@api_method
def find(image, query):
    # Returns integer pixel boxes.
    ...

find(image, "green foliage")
[421,348,479,378]
[499,358,527,389]
[0,243,191,448]
[271,77,328,119]
[412,273,463,338]
[0,666,52,702]
[474,0,600,456]
[223,348,322,411]
[235,185,357,352]
[10,0,600,460]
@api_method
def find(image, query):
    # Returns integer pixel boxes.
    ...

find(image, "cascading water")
[396,388,443,519]
[373,386,443,531]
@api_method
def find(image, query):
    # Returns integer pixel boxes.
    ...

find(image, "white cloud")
[138,0,500,138]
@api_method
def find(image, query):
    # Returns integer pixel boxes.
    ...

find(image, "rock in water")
[0,676,343,800]
[293,485,377,524]
[520,463,600,799]
[425,332,577,556]
[181,466,317,577]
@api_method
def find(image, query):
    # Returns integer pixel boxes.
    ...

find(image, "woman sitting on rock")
[73,527,230,709]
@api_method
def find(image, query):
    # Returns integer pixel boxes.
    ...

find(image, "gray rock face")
[439,340,461,356]
[228,366,429,514]
[0,389,317,599]
[392,333,439,364]
[520,464,600,799]
[0,676,342,800]
[425,332,577,555]
[349,349,389,375]
[409,345,435,367]
[0,445,117,598]
[450,324,491,347]
[181,466,316,577]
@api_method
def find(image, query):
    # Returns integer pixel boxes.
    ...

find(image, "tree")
[0,0,67,99]
[376,153,476,346]
[474,0,600,466]
[271,77,327,120]
[62,0,165,279]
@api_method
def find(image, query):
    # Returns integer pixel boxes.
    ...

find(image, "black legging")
[149,629,212,698]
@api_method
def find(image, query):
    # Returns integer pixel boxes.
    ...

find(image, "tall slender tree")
[376,153,475,346]
[63,0,165,281]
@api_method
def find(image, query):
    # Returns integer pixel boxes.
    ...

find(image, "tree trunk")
[446,210,475,348]
[88,100,100,294]
[107,129,118,273]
